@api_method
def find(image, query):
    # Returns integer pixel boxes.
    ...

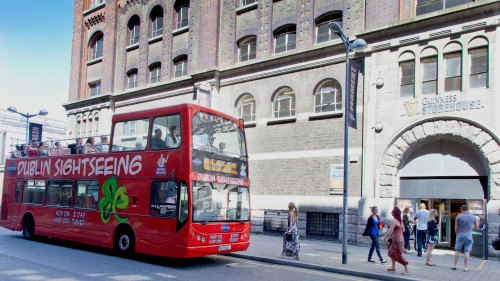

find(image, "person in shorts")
[452,205,478,272]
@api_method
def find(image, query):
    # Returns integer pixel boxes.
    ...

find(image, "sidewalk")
[227,234,500,281]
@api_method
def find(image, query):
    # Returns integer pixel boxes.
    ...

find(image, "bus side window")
[74,180,99,210]
[150,181,178,217]
[150,114,181,150]
[14,182,21,203]
[22,180,46,205]
[177,181,189,229]
[46,180,73,207]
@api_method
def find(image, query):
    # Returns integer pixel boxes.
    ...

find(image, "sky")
[0,0,75,121]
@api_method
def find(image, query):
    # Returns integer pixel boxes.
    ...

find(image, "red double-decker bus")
[0,103,250,258]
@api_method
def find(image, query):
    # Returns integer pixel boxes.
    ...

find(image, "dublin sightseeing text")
[14,155,143,177]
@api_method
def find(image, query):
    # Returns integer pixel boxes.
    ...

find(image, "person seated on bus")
[96,135,109,153]
[166,126,181,148]
[150,128,167,149]
[84,137,97,153]
[20,144,29,157]
[11,145,22,158]
[38,142,50,157]
[219,142,227,155]
[202,135,219,153]
[69,138,84,154]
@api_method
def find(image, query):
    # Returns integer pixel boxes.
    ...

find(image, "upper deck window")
[191,111,247,158]
[112,118,149,151]
[150,114,182,150]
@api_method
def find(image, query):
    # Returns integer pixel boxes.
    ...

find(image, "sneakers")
[381,260,388,264]
[368,259,375,263]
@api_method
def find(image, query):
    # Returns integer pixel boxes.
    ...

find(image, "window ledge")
[86,57,102,66]
[126,44,139,51]
[236,2,258,14]
[267,117,296,125]
[148,35,163,44]
[309,111,343,120]
[243,121,257,128]
[172,26,189,36]
[83,3,105,16]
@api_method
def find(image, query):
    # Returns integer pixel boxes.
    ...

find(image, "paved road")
[0,228,376,281]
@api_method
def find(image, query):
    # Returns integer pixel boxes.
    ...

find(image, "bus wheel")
[114,229,135,257]
[22,216,35,239]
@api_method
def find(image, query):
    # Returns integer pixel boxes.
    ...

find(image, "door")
[467,199,487,259]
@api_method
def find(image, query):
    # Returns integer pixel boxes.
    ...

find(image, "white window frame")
[274,26,296,54]
[315,14,342,44]
[444,51,462,92]
[420,56,437,95]
[151,13,163,37]
[129,22,140,46]
[174,57,187,78]
[127,70,138,89]
[399,60,415,98]
[150,64,161,84]
[238,37,256,62]
[240,0,257,7]
[314,80,342,113]
[125,121,137,136]
[469,47,488,89]
[91,0,105,9]
[176,1,189,29]
[273,88,295,118]
[236,94,256,122]
[89,81,101,96]
[91,34,103,60]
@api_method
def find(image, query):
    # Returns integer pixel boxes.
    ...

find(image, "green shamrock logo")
[98,176,130,224]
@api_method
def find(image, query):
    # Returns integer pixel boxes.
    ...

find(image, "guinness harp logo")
[403,100,418,116]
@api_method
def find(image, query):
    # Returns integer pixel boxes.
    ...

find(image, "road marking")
[216,256,370,281]
[153,273,176,278]
[478,260,485,270]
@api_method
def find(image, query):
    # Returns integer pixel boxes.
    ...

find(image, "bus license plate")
[218,245,231,251]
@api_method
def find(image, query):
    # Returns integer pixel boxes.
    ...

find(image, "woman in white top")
[166,126,181,148]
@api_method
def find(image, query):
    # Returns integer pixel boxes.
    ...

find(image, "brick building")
[65,0,500,256]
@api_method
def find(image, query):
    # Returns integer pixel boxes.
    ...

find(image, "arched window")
[127,68,138,89]
[468,37,488,89]
[76,117,81,138]
[175,0,189,29]
[236,94,256,122]
[315,12,342,43]
[173,55,188,77]
[149,62,161,83]
[443,42,463,92]
[273,87,295,118]
[94,113,99,136]
[82,117,88,137]
[90,32,103,60]
[238,36,257,62]
[399,51,415,98]
[150,6,163,37]
[314,79,342,113]
[274,25,296,54]
[89,81,101,96]
[128,15,140,45]
[91,0,105,9]
[420,47,438,95]
[88,117,93,137]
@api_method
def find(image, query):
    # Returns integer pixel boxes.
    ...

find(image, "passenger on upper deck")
[69,138,84,155]
[166,126,181,148]
[96,135,109,153]
[85,137,97,153]
[38,142,50,157]
[20,144,29,157]
[151,128,167,149]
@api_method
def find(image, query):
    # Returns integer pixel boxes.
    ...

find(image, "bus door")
[8,182,22,229]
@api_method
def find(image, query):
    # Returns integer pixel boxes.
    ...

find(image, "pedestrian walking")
[362,206,387,263]
[282,202,300,260]
[382,207,410,275]
[426,209,439,266]
[414,203,429,257]
[452,205,478,272]
[402,207,412,253]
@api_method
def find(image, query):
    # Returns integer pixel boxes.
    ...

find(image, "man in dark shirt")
[150,129,166,149]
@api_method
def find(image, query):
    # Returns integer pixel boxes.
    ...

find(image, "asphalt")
[226,234,500,281]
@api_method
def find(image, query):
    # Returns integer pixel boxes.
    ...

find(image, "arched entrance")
[377,118,500,258]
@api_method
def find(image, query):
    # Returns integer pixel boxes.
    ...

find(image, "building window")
[128,16,140,46]
[90,33,103,60]
[238,37,256,62]
[175,0,189,29]
[416,0,473,16]
[127,69,138,89]
[314,80,342,113]
[150,6,163,37]
[174,55,188,78]
[315,12,342,44]
[421,56,437,95]
[82,118,87,137]
[149,62,161,84]
[236,94,256,122]
[89,81,101,96]
[469,47,487,88]
[274,25,296,54]
[400,60,415,98]
[444,52,462,92]
[273,87,295,118]
[306,212,339,240]
[76,119,81,138]
[94,114,99,135]
[91,0,105,9]
[240,0,257,6]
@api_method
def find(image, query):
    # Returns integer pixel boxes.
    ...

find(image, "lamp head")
[328,22,344,36]
[39,109,48,116]
[350,38,368,50]
[7,106,17,113]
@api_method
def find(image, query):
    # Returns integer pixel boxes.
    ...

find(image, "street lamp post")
[7,106,48,144]
[329,22,367,265]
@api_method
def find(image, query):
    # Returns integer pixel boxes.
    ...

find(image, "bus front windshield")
[191,111,246,158]
[192,181,249,223]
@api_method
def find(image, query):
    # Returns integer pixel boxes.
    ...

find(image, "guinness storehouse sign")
[402,94,483,117]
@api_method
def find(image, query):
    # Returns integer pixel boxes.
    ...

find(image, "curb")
[225,253,420,281]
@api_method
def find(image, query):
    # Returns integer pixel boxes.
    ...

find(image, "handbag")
[493,238,500,250]
[285,232,292,242]
[386,238,392,248]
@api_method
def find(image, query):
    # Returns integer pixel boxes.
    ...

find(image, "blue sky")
[0,1,75,120]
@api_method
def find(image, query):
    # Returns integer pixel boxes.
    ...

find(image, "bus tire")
[22,215,35,239]
[114,228,135,257]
